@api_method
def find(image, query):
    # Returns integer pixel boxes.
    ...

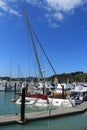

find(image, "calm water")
[0,92,87,130]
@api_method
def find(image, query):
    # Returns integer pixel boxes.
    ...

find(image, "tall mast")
[18,64,20,82]
[23,9,44,92]
[10,60,12,86]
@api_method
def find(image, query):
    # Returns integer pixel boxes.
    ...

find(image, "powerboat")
[69,86,87,104]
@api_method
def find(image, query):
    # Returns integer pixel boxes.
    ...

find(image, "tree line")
[0,71,87,83]
[48,71,87,83]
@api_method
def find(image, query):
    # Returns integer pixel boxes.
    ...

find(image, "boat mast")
[10,60,12,86]
[23,9,45,93]
[18,64,20,83]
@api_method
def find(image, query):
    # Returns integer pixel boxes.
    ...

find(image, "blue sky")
[0,0,87,77]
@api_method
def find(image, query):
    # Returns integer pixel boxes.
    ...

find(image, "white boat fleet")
[0,79,21,92]
[15,81,87,108]
[1,79,87,108]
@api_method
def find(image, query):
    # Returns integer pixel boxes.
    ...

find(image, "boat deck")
[0,101,87,125]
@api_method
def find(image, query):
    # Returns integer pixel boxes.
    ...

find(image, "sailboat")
[6,63,21,92]
[15,9,75,108]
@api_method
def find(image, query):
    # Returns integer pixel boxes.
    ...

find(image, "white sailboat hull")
[16,97,75,108]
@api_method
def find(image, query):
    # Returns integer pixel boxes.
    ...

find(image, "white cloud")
[46,0,84,12]
[52,12,64,21]
[25,0,43,7]
[20,0,86,28]
[50,22,59,28]
[0,0,87,26]
[9,8,21,17]
[45,14,59,28]
[0,0,8,11]
[0,0,21,17]
[24,0,87,27]
[44,0,87,23]
[24,0,86,14]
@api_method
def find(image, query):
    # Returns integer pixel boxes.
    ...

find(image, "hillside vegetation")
[0,71,87,83]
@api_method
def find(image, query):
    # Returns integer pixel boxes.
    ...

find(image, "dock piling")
[14,83,16,95]
[20,87,26,123]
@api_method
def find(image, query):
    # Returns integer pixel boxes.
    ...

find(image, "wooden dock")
[0,101,87,125]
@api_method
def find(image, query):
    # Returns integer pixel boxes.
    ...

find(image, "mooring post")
[14,83,16,95]
[20,86,26,122]
[5,81,7,92]
[62,85,64,99]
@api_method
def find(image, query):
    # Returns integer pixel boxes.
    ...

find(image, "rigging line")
[23,8,44,81]
[31,26,58,78]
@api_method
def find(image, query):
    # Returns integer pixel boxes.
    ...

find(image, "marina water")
[0,92,87,130]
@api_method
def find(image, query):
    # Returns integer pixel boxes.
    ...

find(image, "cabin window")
[70,92,78,98]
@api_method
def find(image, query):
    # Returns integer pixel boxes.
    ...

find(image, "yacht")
[69,86,87,104]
